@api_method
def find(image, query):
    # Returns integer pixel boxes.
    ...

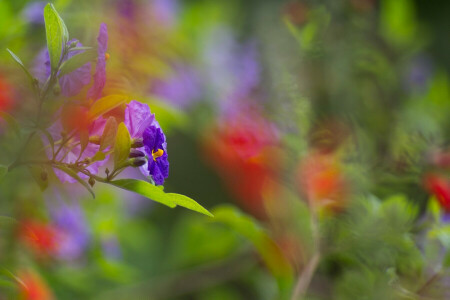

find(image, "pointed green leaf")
[113,122,131,169]
[89,95,128,119]
[100,117,118,151]
[109,179,176,208]
[0,111,20,137]
[58,49,97,77]
[6,49,35,83]
[91,151,106,162]
[165,193,213,217]
[0,165,7,181]
[53,165,95,198]
[44,4,65,70]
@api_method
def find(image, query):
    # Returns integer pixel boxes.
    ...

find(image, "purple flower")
[22,1,46,24]
[101,235,121,260]
[143,125,169,185]
[32,24,108,98]
[202,27,261,115]
[124,100,169,185]
[48,196,90,261]
[151,0,179,28]
[87,23,108,100]
[152,64,202,109]
[33,40,92,97]
[43,117,108,183]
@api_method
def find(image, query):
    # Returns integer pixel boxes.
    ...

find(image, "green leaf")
[0,111,20,137]
[212,205,293,280]
[109,179,176,208]
[44,3,65,70]
[100,117,118,151]
[165,193,213,217]
[113,122,131,169]
[58,49,97,77]
[0,165,7,181]
[89,95,128,119]
[53,165,95,198]
[91,151,106,162]
[6,49,35,83]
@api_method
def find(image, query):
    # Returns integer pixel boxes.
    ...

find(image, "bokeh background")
[0,0,449,299]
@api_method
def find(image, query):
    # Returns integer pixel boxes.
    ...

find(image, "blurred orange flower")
[297,152,348,211]
[17,270,54,300]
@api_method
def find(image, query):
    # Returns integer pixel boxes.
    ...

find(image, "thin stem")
[290,208,321,300]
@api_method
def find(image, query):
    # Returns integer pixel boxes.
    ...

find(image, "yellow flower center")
[151,149,164,161]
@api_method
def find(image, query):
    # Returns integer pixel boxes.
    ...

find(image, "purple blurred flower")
[33,24,108,98]
[124,100,169,185]
[87,23,108,100]
[48,197,90,261]
[442,213,450,224]
[152,64,202,109]
[22,1,46,24]
[151,0,179,28]
[43,117,108,183]
[405,55,433,93]
[101,235,121,260]
[33,40,92,97]
[202,27,261,115]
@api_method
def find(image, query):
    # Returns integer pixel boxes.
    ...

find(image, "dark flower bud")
[89,135,101,145]
[88,177,95,187]
[105,168,110,176]
[131,138,144,148]
[129,149,145,158]
[40,170,48,181]
[129,157,147,167]
[53,84,61,96]
[69,40,78,48]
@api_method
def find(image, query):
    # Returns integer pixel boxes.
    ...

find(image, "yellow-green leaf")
[89,95,128,119]
[113,122,131,169]
[44,4,64,70]
[165,193,213,217]
[109,179,176,208]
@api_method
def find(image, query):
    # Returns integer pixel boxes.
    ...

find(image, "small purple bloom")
[143,125,169,185]
[124,100,169,185]
[87,23,108,100]
[152,64,202,109]
[22,1,46,24]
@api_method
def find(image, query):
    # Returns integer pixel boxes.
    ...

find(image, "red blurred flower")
[297,152,348,211]
[17,270,54,300]
[0,75,14,112]
[203,112,280,217]
[423,173,450,212]
[18,220,60,258]
[61,103,91,133]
